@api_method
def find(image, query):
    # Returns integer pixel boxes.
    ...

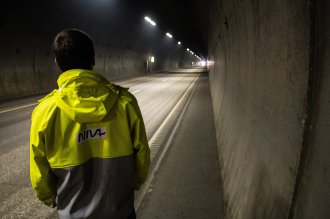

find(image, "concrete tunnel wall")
[206,0,330,218]
[0,0,196,101]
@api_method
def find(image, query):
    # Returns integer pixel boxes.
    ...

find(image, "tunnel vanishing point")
[1,0,329,218]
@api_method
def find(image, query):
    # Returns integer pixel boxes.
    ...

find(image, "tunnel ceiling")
[124,0,208,58]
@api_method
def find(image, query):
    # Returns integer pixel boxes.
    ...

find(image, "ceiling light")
[166,33,173,38]
[144,16,156,26]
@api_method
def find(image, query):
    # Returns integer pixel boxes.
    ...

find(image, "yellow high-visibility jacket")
[30,69,150,218]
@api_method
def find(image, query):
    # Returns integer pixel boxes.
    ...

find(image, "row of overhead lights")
[144,16,202,61]
[187,48,202,60]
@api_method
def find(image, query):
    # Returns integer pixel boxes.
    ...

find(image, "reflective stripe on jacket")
[30,69,150,219]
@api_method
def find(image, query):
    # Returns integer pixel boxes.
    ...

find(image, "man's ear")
[90,56,95,70]
[55,58,63,72]
[55,58,60,69]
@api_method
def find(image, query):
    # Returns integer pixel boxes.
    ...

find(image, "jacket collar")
[57,69,109,88]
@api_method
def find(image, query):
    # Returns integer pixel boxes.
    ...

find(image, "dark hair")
[52,29,95,71]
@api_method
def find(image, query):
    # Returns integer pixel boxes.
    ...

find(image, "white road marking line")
[0,103,38,114]
[132,89,141,94]
[162,79,168,82]
[135,75,200,211]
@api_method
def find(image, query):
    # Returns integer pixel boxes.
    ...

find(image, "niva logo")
[77,127,107,144]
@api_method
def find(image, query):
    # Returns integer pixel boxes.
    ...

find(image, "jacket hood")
[55,69,118,123]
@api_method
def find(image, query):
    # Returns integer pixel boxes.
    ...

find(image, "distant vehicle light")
[151,56,155,63]
[207,60,214,66]
[178,41,181,45]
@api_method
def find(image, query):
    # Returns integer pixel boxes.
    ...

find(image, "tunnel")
[0,0,329,218]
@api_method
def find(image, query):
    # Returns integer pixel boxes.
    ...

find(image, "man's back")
[30,69,150,218]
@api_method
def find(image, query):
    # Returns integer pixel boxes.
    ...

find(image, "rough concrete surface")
[207,0,311,218]
[138,76,224,219]
[292,1,330,218]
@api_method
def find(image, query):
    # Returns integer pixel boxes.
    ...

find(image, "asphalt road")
[0,71,200,218]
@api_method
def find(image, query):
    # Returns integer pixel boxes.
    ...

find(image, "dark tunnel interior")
[1,0,330,218]
[123,0,208,57]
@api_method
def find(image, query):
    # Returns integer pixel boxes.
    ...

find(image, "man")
[30,29,150,219]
